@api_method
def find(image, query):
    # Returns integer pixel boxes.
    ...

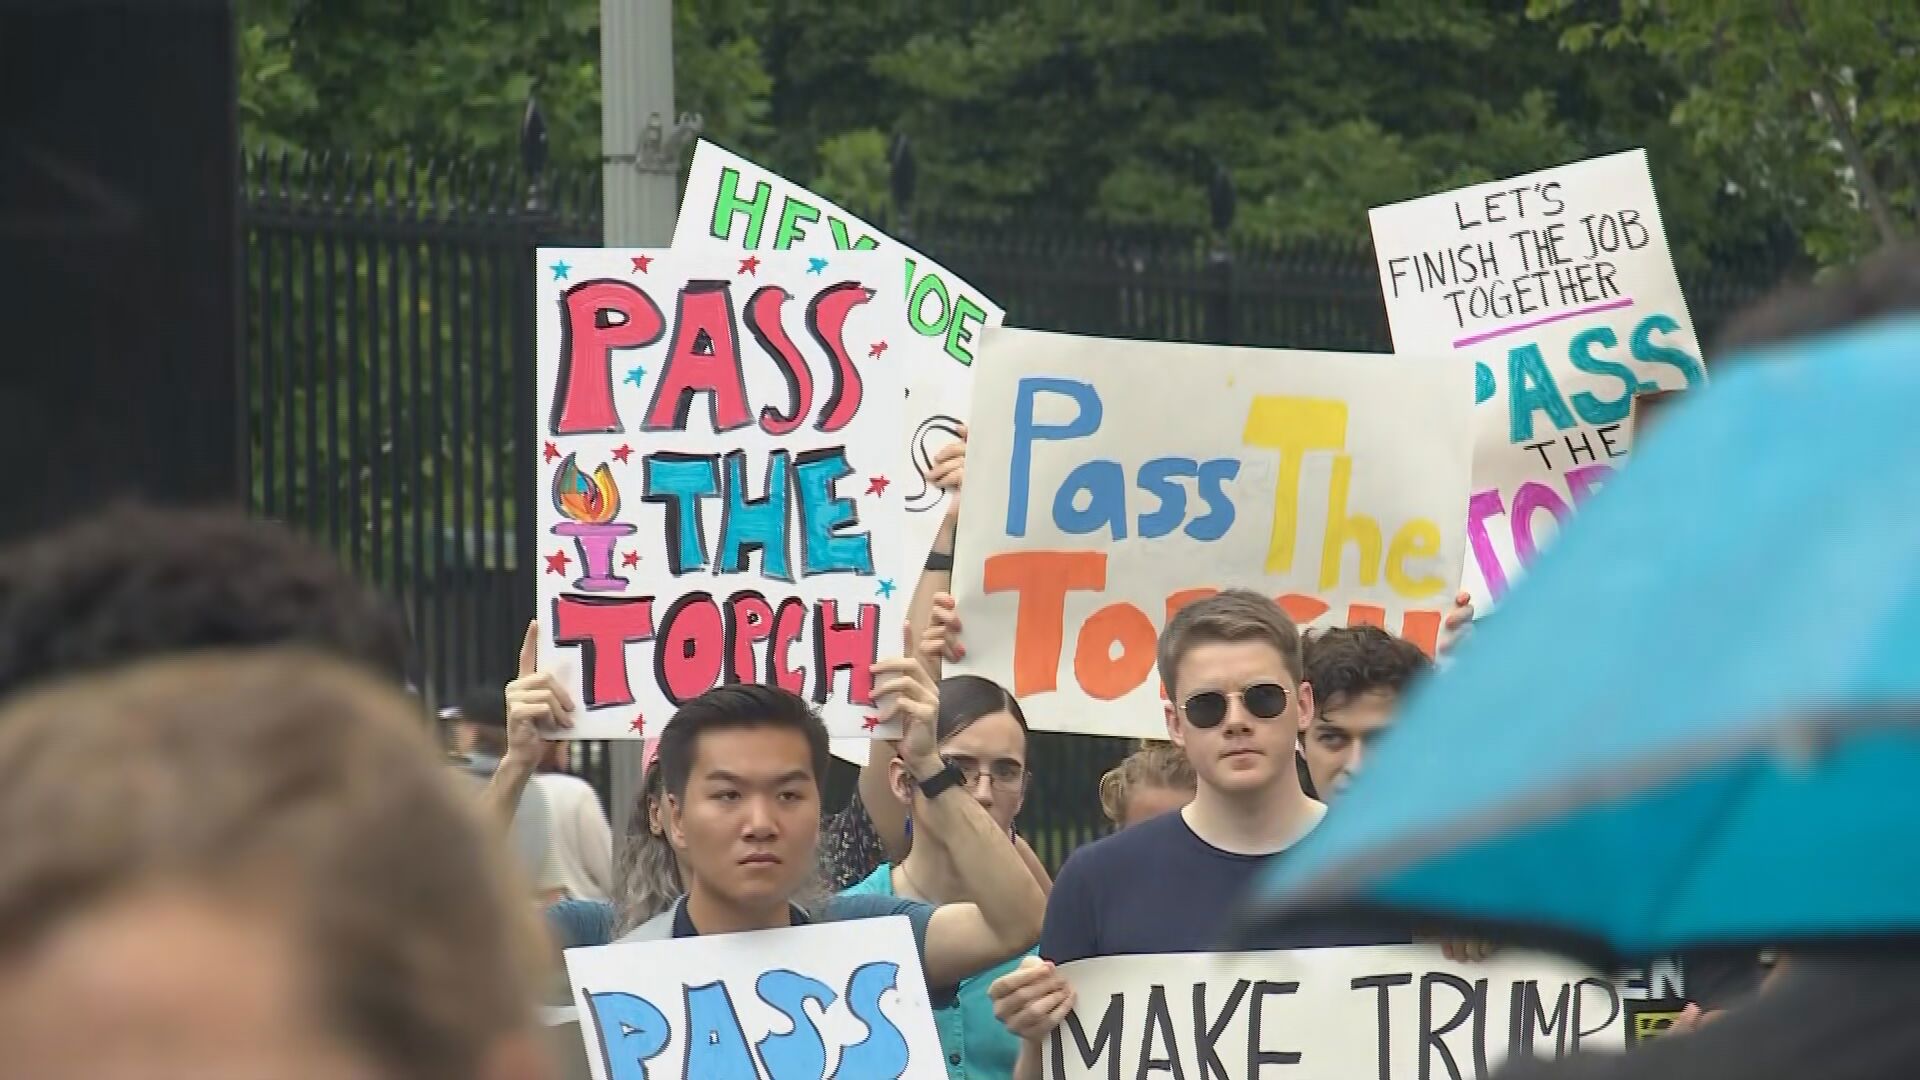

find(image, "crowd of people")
[0,246,1914,1079]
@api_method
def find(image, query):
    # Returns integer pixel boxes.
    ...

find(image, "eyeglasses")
[943,754,1030,792]
[1179,682,1290,729]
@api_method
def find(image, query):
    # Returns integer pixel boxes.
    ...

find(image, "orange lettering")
[982,550,1107,697]
[1074,602,1158,701]
[1277,594,1331,626]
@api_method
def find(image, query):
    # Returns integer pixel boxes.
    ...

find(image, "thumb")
[903,619,915,658]
[518,619,539,677]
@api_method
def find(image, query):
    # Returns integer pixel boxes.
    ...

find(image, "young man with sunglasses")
[992,589,1382,1078]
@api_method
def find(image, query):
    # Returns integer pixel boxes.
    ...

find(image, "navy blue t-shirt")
[1039,809,1398,963]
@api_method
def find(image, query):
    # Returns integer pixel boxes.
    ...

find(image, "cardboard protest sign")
[1044,946,1626,1080]
[534,248,909,741]
[565,917,945,1080]
[949,327,1473,740]
[1370,149,1705,607]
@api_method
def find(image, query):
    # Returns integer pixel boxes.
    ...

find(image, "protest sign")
[1044,946,1626,1080]
[534,248,909,741]
[565,917,945,1080]
[675,140,1002,572]
[1370,149,1704,607]
[949,327,1473,740]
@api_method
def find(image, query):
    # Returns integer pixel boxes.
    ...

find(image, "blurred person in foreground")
[0,502,411,698]
[0,650,551,1080]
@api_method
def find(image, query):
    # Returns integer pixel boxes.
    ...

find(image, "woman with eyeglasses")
[838,671,1040,1080]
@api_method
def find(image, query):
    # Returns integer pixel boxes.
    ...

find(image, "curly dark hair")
[0,502,411,697]
[1302,624,1431,713]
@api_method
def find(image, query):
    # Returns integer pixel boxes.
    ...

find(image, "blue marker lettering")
[1475,361,1496,405]
[1052,460,1128,540]
[1134,458,1194,540]
[792,447,874,577]
[833,961,911,1080]
[1629,313,1706,388]
[1566,326,1641,426]
[1186,458,1241,541]
[584,991,671,1080]
[1506,342,1577,443]
[716,449,794,581]
[754,969,837,1080]
[683,982,760,1080]
[642,452,721,575]
[1007,377,1103,537]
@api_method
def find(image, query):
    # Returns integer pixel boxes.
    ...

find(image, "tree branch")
[1777,0,1902,246]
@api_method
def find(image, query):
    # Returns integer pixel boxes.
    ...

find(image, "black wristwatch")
[915,760,967,800]
[924,550,955,572]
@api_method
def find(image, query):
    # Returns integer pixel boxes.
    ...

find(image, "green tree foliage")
[1530,0,1920,265]
[239,0,1844,271]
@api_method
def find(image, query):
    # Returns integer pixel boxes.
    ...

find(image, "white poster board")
[949,327,1474,739]
[565,917,946,1080]
[676,141,1007,762]
[1045,946,1627,1079]
[534,248,909,741]
[1369,149,1704,607]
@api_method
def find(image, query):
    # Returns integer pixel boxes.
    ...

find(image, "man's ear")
[1164,698,1186,748]
[1296,679,1316,736]
[663,792,687,849]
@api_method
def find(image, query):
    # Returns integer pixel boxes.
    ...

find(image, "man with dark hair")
[1299,625,1433,799]
[0,502,412,696]
[618,656,1045,1000]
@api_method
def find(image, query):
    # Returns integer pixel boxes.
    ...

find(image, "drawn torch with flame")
[551,453,636,592]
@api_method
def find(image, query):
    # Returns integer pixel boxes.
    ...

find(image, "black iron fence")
[240,120,1795,869]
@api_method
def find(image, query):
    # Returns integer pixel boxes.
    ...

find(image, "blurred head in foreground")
[0,502,412,700]
[1636,244,1920,435]
[0,651,549,1080]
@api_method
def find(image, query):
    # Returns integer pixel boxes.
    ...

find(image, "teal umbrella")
[1240,316,1920,966]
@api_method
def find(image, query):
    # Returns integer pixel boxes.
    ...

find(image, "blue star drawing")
[550,260,571,281]
[623,365,647,387]
[807,257,828,275]
[876,578,898,599]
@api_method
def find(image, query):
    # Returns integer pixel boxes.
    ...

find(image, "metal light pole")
[598,0,701,841]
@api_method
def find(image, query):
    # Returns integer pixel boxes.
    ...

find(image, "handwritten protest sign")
[949,328,1473,739]
[675,140,1003,569]
[1370,149,1705,607]
[565,917,945,1080]
[534,248,909,741]
[1044,946,1626,1080]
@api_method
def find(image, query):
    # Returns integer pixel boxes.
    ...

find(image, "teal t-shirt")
[842,864,1030,1080]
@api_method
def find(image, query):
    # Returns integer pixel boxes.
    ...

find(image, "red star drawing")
[862,715,882,732]
[630,255,652,273]
[621,550,640,568]
[868,341,889,360]
[738,255,760,275]
[611,443,634,464]
[629,715,646,734]
[865,475,891,497]
[543,550,570,575]
[542,441,561,463]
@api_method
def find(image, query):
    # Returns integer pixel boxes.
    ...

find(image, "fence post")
[1207,161,1237,344]
[890,133,916,241]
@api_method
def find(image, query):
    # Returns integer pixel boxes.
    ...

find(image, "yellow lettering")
[1242,395,1348,574]
[1318,456,1381,589]
[1386,520,1446,599]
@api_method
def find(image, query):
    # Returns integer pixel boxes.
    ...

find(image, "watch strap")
[915,761,966,800]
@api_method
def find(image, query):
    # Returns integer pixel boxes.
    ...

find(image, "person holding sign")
[991,590,1400,1080]
[619,651,1047,1005]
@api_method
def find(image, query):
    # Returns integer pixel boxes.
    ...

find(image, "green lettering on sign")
[773,198,819,250]
[710,167,771,248]
[944,294,988,366]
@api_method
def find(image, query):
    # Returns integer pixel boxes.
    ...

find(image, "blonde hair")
[1098,741,1198,825]
[0,649,545,1079]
